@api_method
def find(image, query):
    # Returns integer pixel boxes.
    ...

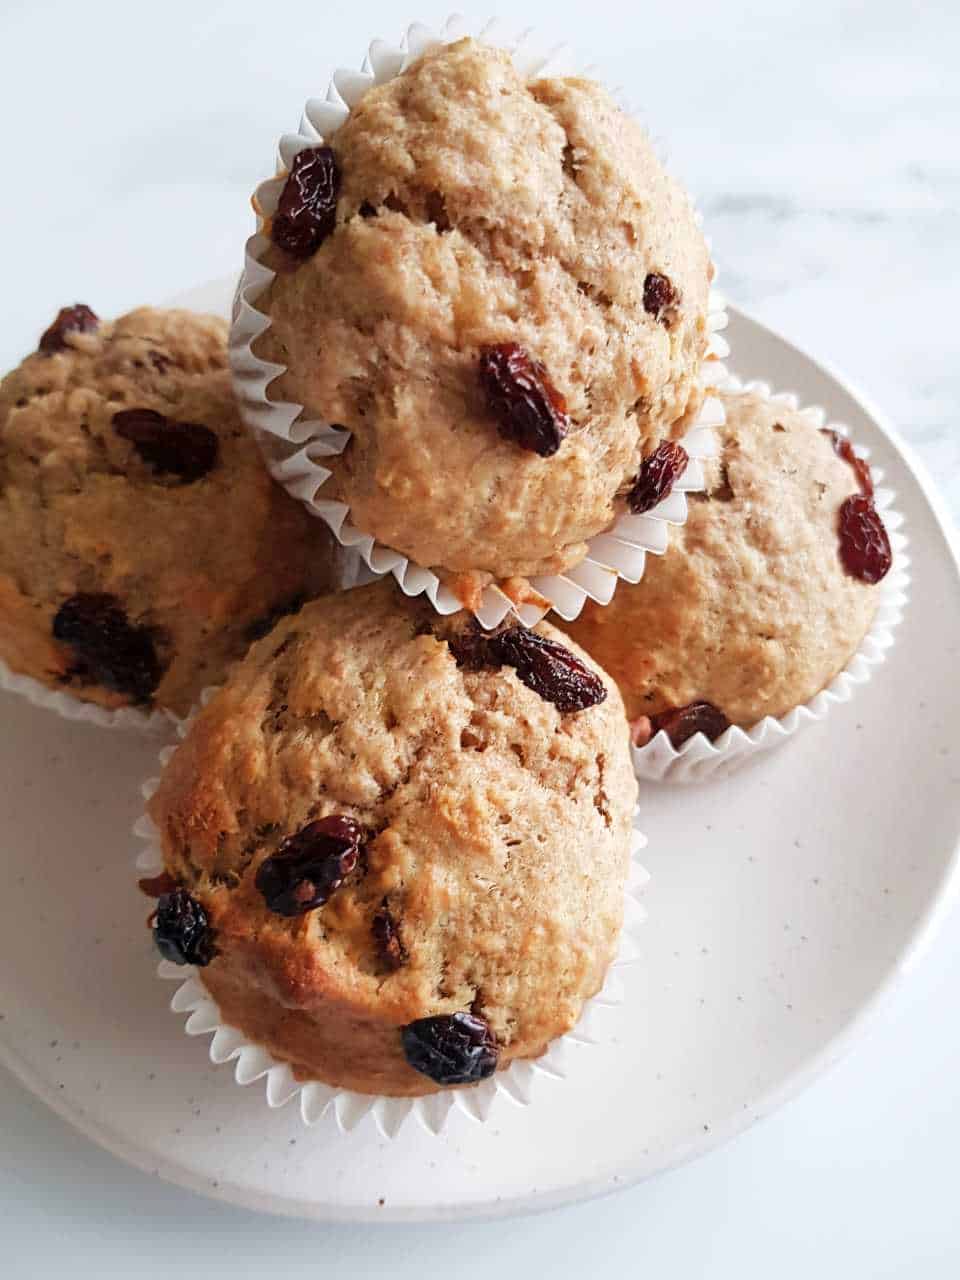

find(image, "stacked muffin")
[237,36,721,618]
[0,30,898,1108]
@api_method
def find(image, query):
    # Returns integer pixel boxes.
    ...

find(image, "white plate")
[1,280,958,1225]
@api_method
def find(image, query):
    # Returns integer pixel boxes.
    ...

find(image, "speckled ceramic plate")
[0,278,958,1224]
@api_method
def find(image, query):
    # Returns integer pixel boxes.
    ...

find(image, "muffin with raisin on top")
[561,387,893,753]
[0,305,341,720]
[248,37,713,603]
[147,580,638,1096]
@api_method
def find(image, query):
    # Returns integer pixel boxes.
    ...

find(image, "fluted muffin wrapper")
[0,657,175,734]
[134,704,649,1137]
[229,13,730,630]
[631,376,911,784]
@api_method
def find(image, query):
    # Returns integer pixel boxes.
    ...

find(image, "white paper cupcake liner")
[230,13,729,631]
[0,656,175,734]
[631,376,910,784]
[134,717,649,1137]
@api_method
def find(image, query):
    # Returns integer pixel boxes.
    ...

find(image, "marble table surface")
[1,1,958,1276]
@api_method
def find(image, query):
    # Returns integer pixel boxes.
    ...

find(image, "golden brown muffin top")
[257,39,711,584]
[150,581,637,1065]
[0,307,337,716]
[562,388,882,729]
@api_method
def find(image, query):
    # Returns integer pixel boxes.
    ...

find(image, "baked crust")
[257,39,711,583]
[150,581,638,1095]
[561,389,881,726]
[0,307,339,716]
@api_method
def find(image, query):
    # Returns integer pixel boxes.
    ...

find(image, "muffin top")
[0,306,338,717]
[562,388,886,733]
[255,38,711,589]
[150,580,637,1092]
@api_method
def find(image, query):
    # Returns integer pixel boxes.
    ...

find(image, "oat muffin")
[252,37,712,596]
[561,388,892,746]
[0,305,341,719]
[148,580,637,1096]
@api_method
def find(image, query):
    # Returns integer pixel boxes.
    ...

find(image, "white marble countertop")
[1,2,958,1276]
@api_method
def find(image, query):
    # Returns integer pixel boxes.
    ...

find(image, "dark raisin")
[245,594,307,643]
[649,701,730,749]
[38,304,99,354]
[837,495,892,583]
[447,621,606,714]
[478,342,569,457]
[113,408,219,482]
[446,620,496,671]
[255,815,363,917]
[271,145,340,259]
[822,428,874,497]
[52,593,163,703]
[372,903,407,970]
[493,627,607,713]
[149,350,173,374]
[401,1012,499,1086]
[643,273,678,324]
[627,440,689,513]
[138,871,177,898]
[153,888,215,966]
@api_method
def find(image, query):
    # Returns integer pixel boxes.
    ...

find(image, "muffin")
[147,580,637,1096]
[561,387,893,747]
[0,305,342,719]
[250,37,712,598]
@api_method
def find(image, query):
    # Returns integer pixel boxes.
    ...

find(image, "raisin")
[255,815,363,917]
[52,593,163,703]
[113,408,219,482]
[244,594,307,643]
[38,304,99,355]
[822,428,874,497]
[493,627,607,713]
[153,888,215,966]
[401,1012,499,1086]
[446,620,495,671]
[149,350,173,374]
[478,342,569,457]
[372,903,407,970]
[649,701,730,749]
[448,622,605,713]
[271,146,340,259]
[138,871,177,898]
[643,273,678,324]
[627,440,689,513]
[837,495,892,584]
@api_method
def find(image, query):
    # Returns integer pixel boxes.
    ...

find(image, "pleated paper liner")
[0,657,175,734]
[135,718,649,1137]
[631,377,910,784]
[230,13,730,630]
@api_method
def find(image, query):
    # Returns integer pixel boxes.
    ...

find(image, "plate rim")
[1,292,959,1225]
